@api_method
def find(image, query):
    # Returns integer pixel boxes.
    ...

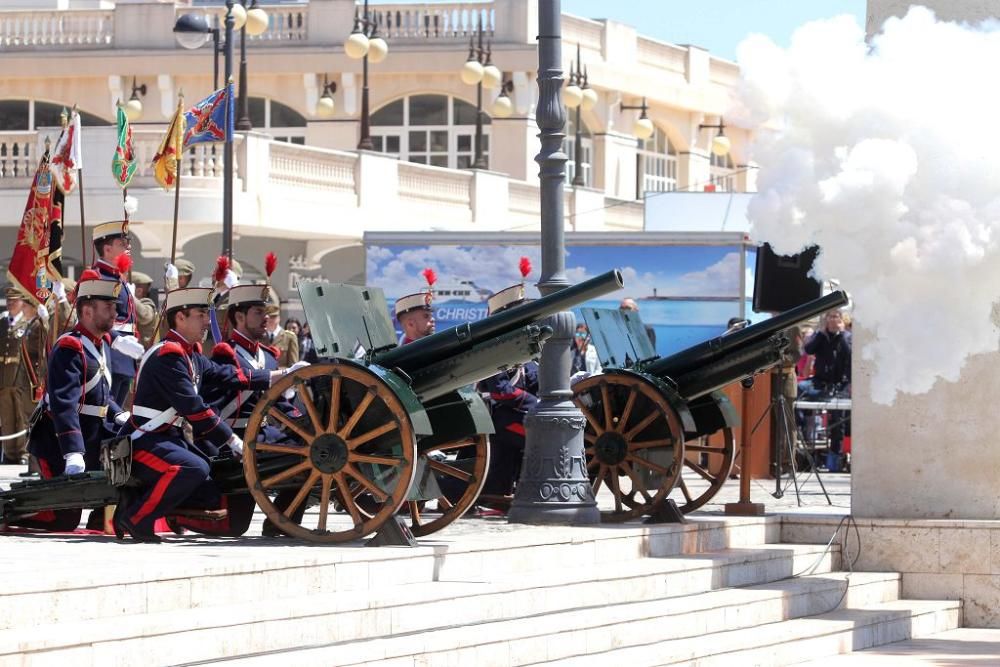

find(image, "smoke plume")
[737,7,1000,404]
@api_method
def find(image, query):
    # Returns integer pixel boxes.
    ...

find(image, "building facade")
[0,0,755,302]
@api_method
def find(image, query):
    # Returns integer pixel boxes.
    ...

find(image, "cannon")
[1,270,624,543]
[572,290,849,521]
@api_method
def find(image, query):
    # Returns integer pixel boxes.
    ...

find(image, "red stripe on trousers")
[130,449,181,526]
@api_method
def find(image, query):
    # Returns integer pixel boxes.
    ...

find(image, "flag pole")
[71,104,87,269]
[171,94,183,265]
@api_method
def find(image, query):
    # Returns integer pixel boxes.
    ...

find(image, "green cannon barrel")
[375,269,624,375]
[646,290,849,384]
[672,333,788,400]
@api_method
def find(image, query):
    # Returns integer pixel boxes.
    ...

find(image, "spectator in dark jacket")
[797,309,851,471]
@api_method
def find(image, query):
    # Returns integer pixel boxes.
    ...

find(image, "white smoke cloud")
[738,7,1000,404]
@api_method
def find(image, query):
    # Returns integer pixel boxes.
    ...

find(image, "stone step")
[0,516,782,633]
[798,627,1000,665]
[0,544,840,666]
[528,599,962,667]
[108,570,887,667]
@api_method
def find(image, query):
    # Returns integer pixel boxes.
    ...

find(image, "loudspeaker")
[752,243,821,313]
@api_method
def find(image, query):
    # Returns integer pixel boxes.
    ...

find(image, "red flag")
[7,153,58,306]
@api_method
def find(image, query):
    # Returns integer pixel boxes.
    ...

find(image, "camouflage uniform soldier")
[131,271,158,347]
[0,287,28,464]
[15,299,48,424]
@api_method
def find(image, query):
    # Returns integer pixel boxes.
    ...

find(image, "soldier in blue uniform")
[476,280,539,503]
[11,271,142,531]
[116,287,296,542]
[92,221,155,405]
[178,283,308,536]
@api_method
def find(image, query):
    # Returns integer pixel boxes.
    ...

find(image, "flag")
[46,186,64,284]
[8,153,58,306]
[50,109,82,195]
[111,103,136,188]
[183,84,234,147]
[152,100,186,190]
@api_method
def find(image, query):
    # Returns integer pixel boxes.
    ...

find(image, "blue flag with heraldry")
[183,84,233,146]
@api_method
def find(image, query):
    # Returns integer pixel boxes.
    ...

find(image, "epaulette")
[56,335,83,352]
[212,342,238,364]
[158,341,186,357]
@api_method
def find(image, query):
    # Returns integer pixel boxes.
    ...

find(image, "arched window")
[563,114,592,186]
[710,150,735,192]
[248,97,306,144]
[371,94,490,169]
[637,127,677,196]
[0,99,109,131]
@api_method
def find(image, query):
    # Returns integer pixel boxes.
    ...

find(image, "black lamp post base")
[507,406,600,526]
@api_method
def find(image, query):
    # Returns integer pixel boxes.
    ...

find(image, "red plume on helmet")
[519,256,532,279]
[78,269,101,283]
[213,255,230,284]
[265,252,277,278]
[422,267,437,288]
[115,253,132,276]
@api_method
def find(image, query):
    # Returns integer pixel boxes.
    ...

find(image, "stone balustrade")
[375,2,495,39]
[0,8,113,49]
[0,128,642,241]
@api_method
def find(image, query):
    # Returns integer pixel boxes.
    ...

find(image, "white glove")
[37,304,48,322]
[165,263,179,280]
[112,334,145,360]
[226,433,244,458]
[63,452,85,475]
[288,360,310,374]
[52,280,67,303]
[223,269,238,289]
[114,411,131,427]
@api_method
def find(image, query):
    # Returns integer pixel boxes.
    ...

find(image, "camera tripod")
[748,373,831,507]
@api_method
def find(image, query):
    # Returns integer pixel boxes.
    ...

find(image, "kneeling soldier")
[116,287,292,542]
[13,272,141,531]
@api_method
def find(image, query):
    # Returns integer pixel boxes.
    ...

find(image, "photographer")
[797,309,851,471]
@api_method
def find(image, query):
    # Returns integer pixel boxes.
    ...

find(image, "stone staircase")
[0,516,960,666]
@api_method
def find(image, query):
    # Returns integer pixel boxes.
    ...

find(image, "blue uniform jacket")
[477,361,539,436]
[201,329,302,438]
[95,259,138,377]
[28,325,125,469]
[130,330,271,455]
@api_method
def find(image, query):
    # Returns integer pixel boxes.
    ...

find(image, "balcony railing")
[0,8,113,49]
[375,2,494,40]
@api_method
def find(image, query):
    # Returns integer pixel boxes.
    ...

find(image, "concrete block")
[963,574,1000,627]
[939,527,991,574]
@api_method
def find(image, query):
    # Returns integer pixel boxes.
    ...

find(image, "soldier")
[264,303,299,367]
[174,258,196,290]
[117,287,302,542]
[15,298,47,436]
[476,278,539,505]
[92,221,155,404]
[131,271,159,347]
[183,280,309,536]
[394,269,436,345]
[0,287,27,464]
[48,278,76,334]
[10,272,136,531]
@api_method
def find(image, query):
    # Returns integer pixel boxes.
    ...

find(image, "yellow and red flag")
[152,98,186,190]
[7,152,60,306]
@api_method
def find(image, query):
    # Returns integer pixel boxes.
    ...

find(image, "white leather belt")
[130,404,182,441]
[112,323,135,333]
[78,404,108,418]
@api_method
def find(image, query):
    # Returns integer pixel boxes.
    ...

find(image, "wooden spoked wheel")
[405,434,490,537]
[243,361,417,543]
[572,373,685,522]
[670,426,736,513]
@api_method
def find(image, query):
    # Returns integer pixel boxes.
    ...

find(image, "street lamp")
[236,0,269,131]
[175,1,240,259]
[698,116,732,157]
[345,0,389,150]
[458,20,500,170]
[316,75,338,118]
[563,43,596,187]
[490,80,515,118]
[125,77,147,122]
[621,97,654,140]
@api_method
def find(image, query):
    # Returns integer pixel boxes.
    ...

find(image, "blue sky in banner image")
[366,243,755,355]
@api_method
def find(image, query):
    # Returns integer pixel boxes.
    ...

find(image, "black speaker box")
[752,243,821,313]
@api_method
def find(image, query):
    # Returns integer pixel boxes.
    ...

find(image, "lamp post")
[175,2,244,259]
[236,0,270,131]
[622,97,655,200]
[562,43,597,187]
[507,0,599,525]
[316,75,338,118]
[345,0,388,151]
[698,116,732,157]
[459,21,502,170]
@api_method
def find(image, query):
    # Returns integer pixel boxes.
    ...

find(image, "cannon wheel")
[243,362,418,543]
[404,434,490,537]
[572,373,685,522]
[669,427,736,513]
